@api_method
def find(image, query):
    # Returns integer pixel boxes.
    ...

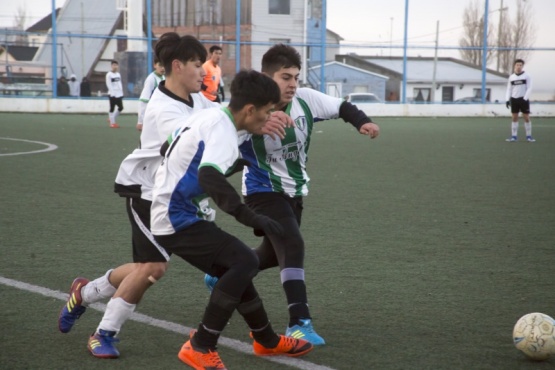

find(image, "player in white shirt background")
[505,59,534,142]
[136,57,165,131]
[58,33,293,359]
[105,60,124,128]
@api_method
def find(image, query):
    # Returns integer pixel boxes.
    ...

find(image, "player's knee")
[283,236,305,265]
[138,262,168,282]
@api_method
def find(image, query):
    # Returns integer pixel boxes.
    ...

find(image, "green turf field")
[1,113,554,369]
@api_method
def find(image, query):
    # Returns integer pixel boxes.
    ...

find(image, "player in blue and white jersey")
[505,59,534,142]
[151,70,313,369]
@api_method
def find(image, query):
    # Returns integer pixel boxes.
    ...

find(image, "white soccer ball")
[513,312,555,361]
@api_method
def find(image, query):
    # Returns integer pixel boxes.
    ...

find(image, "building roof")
[350,55,509,84]
[0,44,39,61]
[26,8,61,32]
[309,61,389,80]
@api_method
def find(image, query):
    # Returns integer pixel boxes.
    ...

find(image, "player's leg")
[112,98,123,126]
[88,197,170,358]
[246,193,325,345]
[108,96,116,125]
[522,100,535,141]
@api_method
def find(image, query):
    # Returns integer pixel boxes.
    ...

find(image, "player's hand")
[359,122,380,139]
[506,101,510,109]
[258,111,293,140]
[136,123,143,131]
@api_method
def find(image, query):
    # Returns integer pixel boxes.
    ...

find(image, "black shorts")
[510,97,530,114]
[245,192,303,229]
[154,221,249,275]
[126,197,170,263]
[109,96,124,112]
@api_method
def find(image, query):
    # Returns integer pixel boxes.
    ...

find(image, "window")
[269,0,290,15]
[414,88,431,102]
[472,88,491,102]
[270,38,291,45]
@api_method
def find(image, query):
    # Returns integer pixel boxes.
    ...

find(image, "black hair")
[261,44,302,75]
[111,60,118,65]
[514,59,525,66]
[228,69,280,111]
[155,33,207,75]
[209,45,223,53]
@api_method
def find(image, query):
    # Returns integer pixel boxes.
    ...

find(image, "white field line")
[0,137,58,156]
[0,275,336,370]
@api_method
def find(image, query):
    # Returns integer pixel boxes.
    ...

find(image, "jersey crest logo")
[295,116,307,131]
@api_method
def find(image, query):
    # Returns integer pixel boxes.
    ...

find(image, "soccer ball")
[513,312,555,360]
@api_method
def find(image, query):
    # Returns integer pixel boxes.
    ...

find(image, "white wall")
[2,98,554,117]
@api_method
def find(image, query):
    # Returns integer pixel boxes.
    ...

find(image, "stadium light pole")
[480,0,489,104]
[401,0,409,104]
[51,0,57,97]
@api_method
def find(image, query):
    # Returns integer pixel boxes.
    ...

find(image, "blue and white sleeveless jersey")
[240,87,343,197]
[151,108,242,235]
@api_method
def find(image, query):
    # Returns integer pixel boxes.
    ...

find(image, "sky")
[1,0,553,98]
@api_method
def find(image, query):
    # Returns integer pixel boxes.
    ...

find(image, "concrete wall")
[2,97,554,117]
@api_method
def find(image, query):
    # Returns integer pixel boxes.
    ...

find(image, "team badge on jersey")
[295,116,307,131]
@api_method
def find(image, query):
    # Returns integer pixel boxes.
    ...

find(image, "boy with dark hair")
[201,45,223,102]
[206,44,380,346]
[505,59,534,142]
[151,69,313,369]
[106,60,123,128]
[137,56,165,131]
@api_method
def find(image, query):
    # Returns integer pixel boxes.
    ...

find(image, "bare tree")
[13,5,28,45]
[502,0,536,73]
[459,0,494,67]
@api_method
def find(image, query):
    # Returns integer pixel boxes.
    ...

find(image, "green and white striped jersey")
[240,87,343,197]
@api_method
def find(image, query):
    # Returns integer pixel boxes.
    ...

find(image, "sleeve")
[524,74,532,101]
[139,73,155,102]
[105,73,111,96]
[338,101,373,130]
[198,121,238,175]
[138,101,148,124]
[295,88,343,120]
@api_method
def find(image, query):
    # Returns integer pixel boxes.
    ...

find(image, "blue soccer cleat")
[285,318,326,346]
[204,274,219,292]
[505,136,517,142]
[88,329,120,359]
[526,136,536,142]
[58,277,89,333]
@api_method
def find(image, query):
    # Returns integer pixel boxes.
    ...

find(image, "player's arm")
[524,75,532,101]
[198,165,283,236]
[338,101,380,139]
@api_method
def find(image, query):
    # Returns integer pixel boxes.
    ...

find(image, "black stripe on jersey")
[511,80,526,86]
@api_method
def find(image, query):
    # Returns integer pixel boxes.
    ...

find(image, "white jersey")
[114,81,218,201]
[106,71,124,97]
[240,87,343,197]
[151,107,242,235]
[138,72,165,124]
[506,71,532,101]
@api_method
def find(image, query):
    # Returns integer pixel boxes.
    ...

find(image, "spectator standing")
[68,74,80,97]
[201,45,223,103]
[80,77,91,97]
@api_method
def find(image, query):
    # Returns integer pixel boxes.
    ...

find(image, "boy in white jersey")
[58,33,292,359]
[105,60,124,128]
[137,57,165,131]
[205,44,380,345]
[152,69,313,369]
[505,59,534,142]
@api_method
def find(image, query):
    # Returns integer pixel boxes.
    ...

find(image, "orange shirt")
[201,61,221,101]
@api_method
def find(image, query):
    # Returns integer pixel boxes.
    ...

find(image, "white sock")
[511,122,518,137]
[108,112,114,124]
[114,110,120,122]
[96,297,136,334]
[82,269,117,304]
[525,121,532,136]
